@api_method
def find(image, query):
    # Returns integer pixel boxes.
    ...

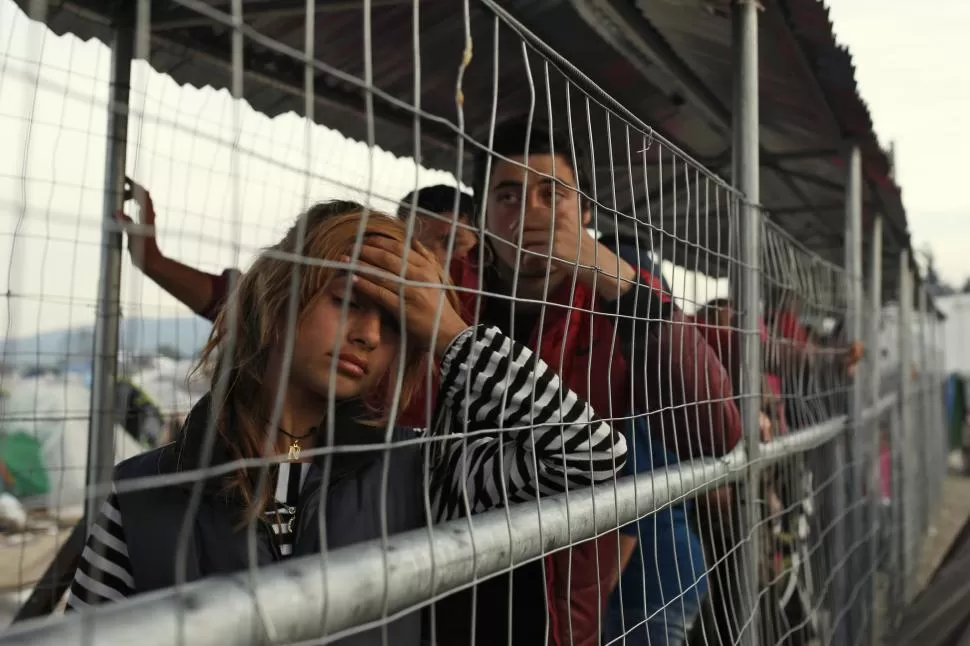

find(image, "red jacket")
[426,258,742,645]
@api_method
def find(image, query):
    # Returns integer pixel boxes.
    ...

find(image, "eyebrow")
[492,176,573,194]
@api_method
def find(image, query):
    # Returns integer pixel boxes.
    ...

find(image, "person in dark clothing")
[602,236,670,293]
[113,378,165,448]
[397,184,478,267]
[68,202,628,646]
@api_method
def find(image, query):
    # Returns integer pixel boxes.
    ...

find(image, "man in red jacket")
[426,119,741,646]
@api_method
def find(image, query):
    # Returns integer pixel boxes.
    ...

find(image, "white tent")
[935,294,970,376]
[0,377,145,522]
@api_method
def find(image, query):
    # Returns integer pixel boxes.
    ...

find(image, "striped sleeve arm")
[430,325,627,521]
[65,490,134,610]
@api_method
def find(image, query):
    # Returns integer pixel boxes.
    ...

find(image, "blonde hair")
[195,201,458,521]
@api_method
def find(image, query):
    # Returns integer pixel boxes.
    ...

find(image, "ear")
[580,204,592,228]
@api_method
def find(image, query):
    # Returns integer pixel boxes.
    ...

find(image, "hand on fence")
[350,238,468,359]
[115,177,161,271]
[759,411,774,442]
[845,340,865,377]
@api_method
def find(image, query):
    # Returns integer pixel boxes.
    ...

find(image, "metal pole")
[917,285,931,532]
[931,312,939,507]
[898,252,915,604]
[731,2,762,645]
[843,145,865,643]
[866,215,883,646]
[887,402,902,626]
[931,312,942,509]
[84,17,134,529]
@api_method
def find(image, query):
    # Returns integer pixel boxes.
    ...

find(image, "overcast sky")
[1,0,968,340]
[826,0,970,285]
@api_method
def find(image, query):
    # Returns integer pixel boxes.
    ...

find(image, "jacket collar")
[163,393,390,500]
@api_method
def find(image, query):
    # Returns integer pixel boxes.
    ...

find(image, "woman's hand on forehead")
[347,237,466,359]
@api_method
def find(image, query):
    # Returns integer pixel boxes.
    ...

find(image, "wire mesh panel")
[0,0,955,645]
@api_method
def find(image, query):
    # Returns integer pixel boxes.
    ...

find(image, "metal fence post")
[898,252,915,604]
[843,144,865,643]
[731,2,762,645]
[917,285,931,535]
[934,310,945,506]
[85,14,134,529]
[887,400,902,627]
[865,214,883,646]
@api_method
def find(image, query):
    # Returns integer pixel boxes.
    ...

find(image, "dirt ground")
[914,471,970,591]
[869,463,970,644]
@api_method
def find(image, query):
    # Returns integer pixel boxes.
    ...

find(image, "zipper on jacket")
[258,516,283,561]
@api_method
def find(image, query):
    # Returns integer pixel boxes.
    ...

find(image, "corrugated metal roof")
[13,0,920,303]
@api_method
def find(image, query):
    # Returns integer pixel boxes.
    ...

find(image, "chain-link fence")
[0,1,952,645]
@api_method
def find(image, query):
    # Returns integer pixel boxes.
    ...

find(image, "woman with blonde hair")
[67,201,626,646]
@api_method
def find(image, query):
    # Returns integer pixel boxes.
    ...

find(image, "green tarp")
[0,431,49,498]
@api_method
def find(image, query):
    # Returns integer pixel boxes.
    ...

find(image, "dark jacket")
[113,395,426,646]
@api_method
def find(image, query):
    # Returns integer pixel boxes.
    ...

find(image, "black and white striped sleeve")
[430,325,627,521]
[65,490,134,610]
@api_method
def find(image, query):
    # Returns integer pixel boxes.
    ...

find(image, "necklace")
[277,426,315,462]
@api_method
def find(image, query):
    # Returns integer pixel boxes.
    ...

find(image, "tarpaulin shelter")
[0,432,49,500]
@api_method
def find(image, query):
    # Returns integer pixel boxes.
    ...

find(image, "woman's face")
[288,275,399,402]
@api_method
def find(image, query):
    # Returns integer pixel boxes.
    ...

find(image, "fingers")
[356,245,409,277]
[122,178,155,223]
[350,273,400,315]
[355,240,441,285]
[361,236,435,269]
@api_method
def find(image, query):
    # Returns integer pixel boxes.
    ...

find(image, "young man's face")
[414,211,477,267]
[484,153,590,282]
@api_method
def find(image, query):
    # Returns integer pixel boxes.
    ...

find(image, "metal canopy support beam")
[769,165,844,194]
[85,11,134,529]
[844,144,865,643]
[732,2,762,646]
[769,201,872,215]
[865,214,883,646]
[765,164,839,235]
[766,147,841,162]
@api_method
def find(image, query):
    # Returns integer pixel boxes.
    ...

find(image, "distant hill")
[0,317,212,368]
